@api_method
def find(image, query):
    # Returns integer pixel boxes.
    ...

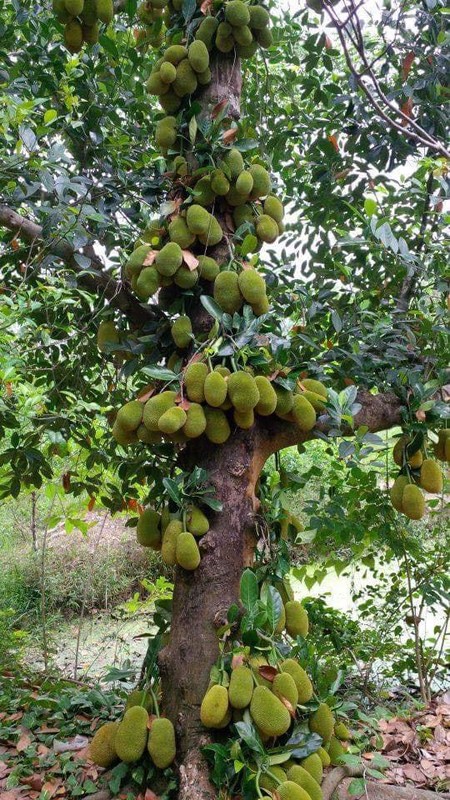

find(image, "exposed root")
[178,746,216,800]
[322,766,450,800]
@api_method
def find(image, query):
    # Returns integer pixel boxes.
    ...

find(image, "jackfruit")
[287,766,322,800]
[215,365,231,377]
[184,362,209,403]
[233,204,254,228]
[171,315,192,349]
[252,294,270,315]
[213,271,243,314]
[158,406,187,434]
[291,395,316,432]
[82,23,99,43]
[197,215,223,246]
[169,217,196,249]
[300,378,327,398]
[256,213,279,243]
[236,41,259,57]
[117,400,143,432]
[176,531,201,570]
[390,475,409,512]
[393,436,423,468]
[126,243,152,276]
[198,255,219,281]
[204,371,228,407]
[309,703,334,743]
[301,753,323,783]
[137,508,161,549]
[204,407,231,444]
[186,505,209,537]
[249,4,270,28]
[275,602,286,633]
[160,61,177,83]
[161,520,183,565]
[89,721,118,768]
[53,0,71,23]
[235,170,254,196]
[250,685,291,737]
[317,747,331,767]
[278,782,311,800]
[64,0,83,14]
[201,685,229,728]
[195,15,219,49]
[254,376,277,416]
[96,0,114,22]
[164,44,188,64]
[173,59,198,97]
[159,91,182,113]
[248,655,271,688]
[227,371,260,412]
[155,117,177,148]
[255,26,273,47]
[300,390,327,412]
[216,26,235,52]
[172,155,188,176]
[264,195,284,224]
[97,320,120,353]
[125,689,152,712]
[155,241,183,276]
[136,266,159,300]
[249,164,272,197]
[274,386,294,416]
[186,204,211,235]
[187,39,209,73]
[64,20,83,52]
[238,269,266,304]
[115,706,149,763]
[260,766,288,792]
[193,176,216,207]
[234,408,254,429]
[281,659,313,704]
[232,25,253,46]
[434,429,450,461]
[328,736,345,765]
[419,459,443,493]
[285,601,309,638]
[222,147,245,178]
[334,721,351,741]
[112,421,138,446]
[225,0,250,25]
[402,484,425,520]
[143,391,177,431]
[211,169,230,196]
[272,672,298,708]
[228,665,254,709]
[174,266,199,289]
[147,717,176,769]
[147,71,171,96]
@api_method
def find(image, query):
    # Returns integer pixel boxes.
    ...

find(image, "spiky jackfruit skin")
[147,71,170,96]
[236,40,259,58]
[184,362,209,403]
[256,214,279,243]
[125,243,152,276]
[204,407,231,444]
[54,0,72,23]
[227,372,260,412]
[112,420,138,446]
[201,685,229,728]
[238,269,266,304]
[225,0,250,25]
[117,401,143,432]
[275,386,294,416]
[249,164,272,197]
[285,601,309,638]
[160,61,177,83]
[228,665,254,709]
[64,20,83,52]
[161,520,183,565]
[171,315,192,348]
[317,747,331,767]
[275,602,286,633]
[137,508,161,549]
[159,91,182,113]
[254,376,277,416]
[158,406,187,434]
[164,44,188,64]
[195,15,219,49]
[115,706,149,763]
[287,766,322,800]
[402,484,425,519]
[186,505,209,536]
[194,255,217,283]
[334,721,351,741]
[309,703,334,744]
[264,195,284,224]
[169,217,196,249]
[233,204,254,228]
[173,59,198,97]
[236,170,254,195]
[249,4,270,28]
[174,265,199,289]
[255,26,273,48]
[214,271,243,314]
[420,459,443,493]
[301,753,323,783]
[89,721,119,768]
[222,147,245,178]
[97,321,120,353]
[272,672,298,708]
[183,403,207,438]
[198,215,223,246]
[281,659,313,704]
[278,781,312,800]
[204,371,228,407]
[434,429,450,462]
[155,117,177,149]
[82,22,99,43]
[250,685,291,737]
[248,655,271,688]
[176,531,201,570]
[291,395,316,431]
[393,436,423,468]
[211,169,230,196]
[234,408,254,429]
[186,204,211,235]
[390,475,409,511]
[155,242,183,276]
[328,736,345,765]
[147,717,176,769]
[65,0,83,14]
[260,765,288,791]
[193,176,216,207]
[136,266,160,301]
[125,689,152,712]
[143,391,177,431]
[96,0,114,22]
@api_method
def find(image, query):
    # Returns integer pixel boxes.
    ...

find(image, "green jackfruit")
[234,408,254,429]
[147,71,171,97]
[174,266,199,289]
[287,766,322,800]
[393,436,423,468]
[186,505,209,537]
[275,386,294,416]
[433,429,450,461]
[137,424,162,444]
[184,362,209,403]
[225,0,250,25]
[213,271,243,314]
[188,39,209,72]
[255,26,273,47]
[238,269,266,304]
[125,244,152,277]
[136,266,159,300]
[317,747,331,767]
[169,217,196,248]
[89,721,118,768]
[172,155,188,176]
[420,459,443,493]
[147,717,176,769]
[182,403,206,438]
[171,315,192,349]
[64,20,83,52]
[155,242,183,276]
[193,176,216,207]
[96,0,114,22]
[256,213,279,243]
[226,184,251,206]
[228,371,260,412]
[254,376,277,416]
[249,4,270,28]
[291,395,316,432]
[272,672,298,708]
[275,602,286,633]
[117,400,143,432]
[155,117,177,148]
[64,0,83,14]
[97,321,120,353]
[233,25,253,46]
[161,519,183,565]
[249,164,272,197]
[159,91,182,113]
[195,15,219,49]
[197,215,223,246]
[300,390,327,412]
[300,378,327,398]
[309,703,334,744]
[198,255,219,281]
[211,169,230,196]
[278,782,311,800]
[125,689,152,712]
[334,721,351,741]
[235,170,254,195]
[160,61,177,83]
[250,685,291,737]
[137,508,161,549]
[236,40,259,58]
[260,766,287,791]
[115,706,149,763]
[402,484,425,520]
[281,659,313,704]
[186,204,211,235]
[222,147,245,178]
[158,406,187,434]
[204,371,228,407]
[112,421,138,446]
[82,23,99,43]
[164,44,188,64]
[176,531,200,570]
[216,29,235,52]
[390,475,409,511]
[53,0,71,23]
[264,195,284,224]
[201,685,229,728]
[328,735,345,765]
[285,601,309,638]
[143,391,177,431]
[301,753,323,783]
[233,204,254,228]
[252,294,270,315]
[228,665,254,709]
[204,407,231,444]
[248,655,271,688]
[173,59,198,97]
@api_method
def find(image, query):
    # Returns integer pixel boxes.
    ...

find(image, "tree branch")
[0,204,161,326]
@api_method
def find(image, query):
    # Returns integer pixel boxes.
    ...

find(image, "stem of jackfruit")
[150,686,160,718]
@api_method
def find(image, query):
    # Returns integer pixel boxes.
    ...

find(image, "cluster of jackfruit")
[389,434,444,520]
[213,268,269,316]
[134,0,168,51]
[147,41,211,112]
[135,504,209,570]
[89,699,176,771]
[52,0,114,52]
[195,2,273,59]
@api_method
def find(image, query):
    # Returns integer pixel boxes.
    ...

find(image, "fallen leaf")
[16,730,32,753]
[402,764,426,783]
[53,735,89,753]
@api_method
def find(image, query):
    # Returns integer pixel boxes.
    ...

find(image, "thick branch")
[0,204,160,326]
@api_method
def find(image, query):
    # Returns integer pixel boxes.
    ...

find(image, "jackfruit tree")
[0,0,449,798]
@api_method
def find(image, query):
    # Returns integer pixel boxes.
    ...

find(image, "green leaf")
[348,778,366,796]
[44,109,57,125]
[200,295,224,321]
[240,569,259,611]
[364,198,377,216]
[141,366,179,382]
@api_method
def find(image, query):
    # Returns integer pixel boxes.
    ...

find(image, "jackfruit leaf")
[268,752,294,765]
[141,366,178,382]
[240,569,259,611]
[289,733,323,759]
[261,584,283,631]
[108,762,130,794]
[406,431,424,457]
[348,778,366,796]
[234,138,258,151]
[163,477,182,505]
[241,234,258,256]
[227,604,240,624]
[234,721,266,755]
[189,115,197,144]
[200,495,223,512]
[200,295,223,321]
[182,0,196,23]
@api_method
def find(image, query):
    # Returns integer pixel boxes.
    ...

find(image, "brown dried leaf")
[182,250,199,271]
[327,134,339,152]
[258,666,277,682]
[179,397,191,411]
[401,51,415,82]
[143,250,157,267]
[279,696,296,718]
[231,653,245,670]
[212,99,228,118]
[200,0,212,12]
[16,730,32,752]
[137,383,155,402]
[223,128,238,144]
[402,764,426,783]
